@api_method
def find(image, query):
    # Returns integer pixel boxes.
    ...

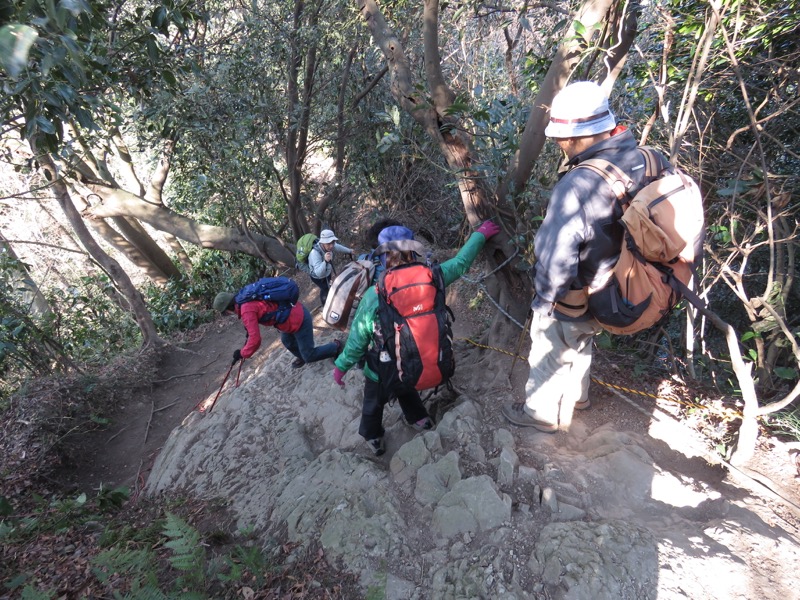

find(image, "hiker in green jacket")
[331,221,500,456]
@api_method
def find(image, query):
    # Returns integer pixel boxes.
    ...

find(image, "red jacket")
[236,301,304,358]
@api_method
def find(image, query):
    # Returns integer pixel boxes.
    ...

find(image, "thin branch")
[0,240,89,254]
[152,371,207,383]
[351,66,388,108]
[153,400,180,413]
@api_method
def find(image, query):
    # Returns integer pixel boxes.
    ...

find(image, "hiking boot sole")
[404,416,434,431]
[367,438,385,456]
[501,403,557,433]
[575,399,591,411]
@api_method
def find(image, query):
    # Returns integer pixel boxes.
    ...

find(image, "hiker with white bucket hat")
[307,229,354,307]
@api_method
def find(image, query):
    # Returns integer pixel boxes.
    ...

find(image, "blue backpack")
[358,250,385,283]
[234,277,300,324]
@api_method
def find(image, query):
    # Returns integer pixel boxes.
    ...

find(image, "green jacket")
[334,232,487,382]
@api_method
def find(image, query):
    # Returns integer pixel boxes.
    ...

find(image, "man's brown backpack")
[578,147,704,335]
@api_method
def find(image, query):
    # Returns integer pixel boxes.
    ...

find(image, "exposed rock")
[529,520,658,600]
[431,475,512,537]
[415,450,461,506]
[147,341,800,599]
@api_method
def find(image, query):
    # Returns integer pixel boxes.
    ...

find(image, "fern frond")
[92,547,157,585]
[20,585,55,600]
[162,512,206,592]
[126,583,171,600]
[162,512,203,573]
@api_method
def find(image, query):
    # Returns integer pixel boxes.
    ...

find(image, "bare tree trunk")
[111,216,181,281]
[85,184,296,265]
[65,127,181,283]
[498,0,616,205]
[597,0,640,87]
[31,137,164,349]
[670,0,723,161]
[285,0,321,240]
[358,0,495,226]
[69,189,173,284]
[357,0,531,340]
[0,231,52,316]
[145,139,192,272]
[314,44,359,227]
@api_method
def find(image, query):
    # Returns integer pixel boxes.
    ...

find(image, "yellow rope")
[459,337,526,361]
[588,377,660,401]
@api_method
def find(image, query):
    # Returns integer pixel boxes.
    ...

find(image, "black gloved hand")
[232,349,242,365]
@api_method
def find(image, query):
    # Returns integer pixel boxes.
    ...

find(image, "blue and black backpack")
[234,277,300,324]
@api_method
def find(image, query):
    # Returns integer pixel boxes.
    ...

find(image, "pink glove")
[476,219,500,240]
[333,366,346,387]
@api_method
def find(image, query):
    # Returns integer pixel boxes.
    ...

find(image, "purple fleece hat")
[378,225,414,244]
[377,225,415,267]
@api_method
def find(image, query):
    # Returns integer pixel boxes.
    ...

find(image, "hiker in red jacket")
[213,291,341,369]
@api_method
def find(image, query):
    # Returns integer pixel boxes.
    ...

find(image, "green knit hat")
[213,292,236,313]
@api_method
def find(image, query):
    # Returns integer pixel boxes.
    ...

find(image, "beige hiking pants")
[525,311,600,429]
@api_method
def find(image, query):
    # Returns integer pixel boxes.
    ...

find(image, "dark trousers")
[281,306,337,363]
[310,275,330,307]
[358,378,429,441]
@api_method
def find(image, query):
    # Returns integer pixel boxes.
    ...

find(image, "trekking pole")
[233,359,244,388]
[509,310,533,379]
[198,357,244,414]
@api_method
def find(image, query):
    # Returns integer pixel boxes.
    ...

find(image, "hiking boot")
[575,399,591,411]
[366,437,385,456]
[501,402,557,433]
[405,416,434,431]
[291,357,306,369]
[333,339,343,358]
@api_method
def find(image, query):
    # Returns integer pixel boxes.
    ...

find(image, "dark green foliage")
[44,274,141,362]
[0,252,74,397]
[162,512,205,589]
[92,547,163,595]
[0,246,262,404]
[0,0,207,150]
[1,487,129,547]
[217,544,268,587]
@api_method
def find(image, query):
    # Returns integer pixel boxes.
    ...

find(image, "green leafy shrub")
[43,274,141,363]
[142,249,263,336]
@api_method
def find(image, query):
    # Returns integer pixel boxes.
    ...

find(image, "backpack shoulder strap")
[576,158,634,202]
[638,146,664,179]
[661,264,706,311]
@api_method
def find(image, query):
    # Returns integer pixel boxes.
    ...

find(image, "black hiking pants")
[359,378,429,441]
[310,275,330,307]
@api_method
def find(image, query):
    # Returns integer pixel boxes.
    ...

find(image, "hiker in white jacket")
[308,229,353,307]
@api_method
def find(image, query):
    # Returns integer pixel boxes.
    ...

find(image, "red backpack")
[372,262,455,392]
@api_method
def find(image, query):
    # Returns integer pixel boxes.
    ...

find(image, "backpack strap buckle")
[576,158,634,204]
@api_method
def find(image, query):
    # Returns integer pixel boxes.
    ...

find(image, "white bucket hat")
[544,81,617,139]
[319,229,338,244]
